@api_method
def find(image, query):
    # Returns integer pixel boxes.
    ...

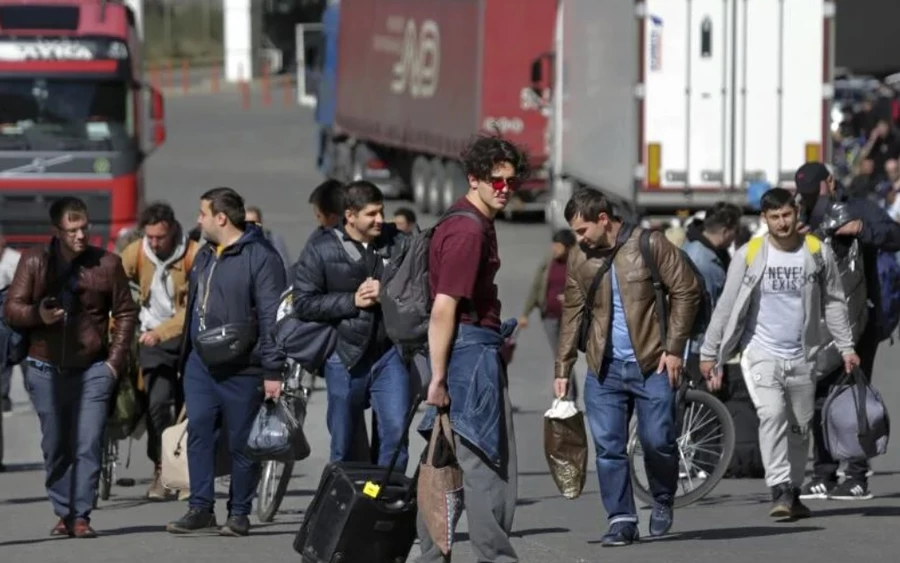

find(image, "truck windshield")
[0,78,131,152]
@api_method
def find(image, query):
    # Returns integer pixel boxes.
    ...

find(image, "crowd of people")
[0,132,897,557]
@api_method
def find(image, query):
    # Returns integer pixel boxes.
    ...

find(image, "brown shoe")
[50,518,72,537]
[71,518,97,538]
[147,467,170,501]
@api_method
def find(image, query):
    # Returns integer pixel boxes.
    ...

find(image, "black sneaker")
[830,479,873,500]
[601,521,639,547]
[768,484,792,518]
[798,478,836,500]
[165,508,218,534]
[789,487,812,519]
[219,515,251,537]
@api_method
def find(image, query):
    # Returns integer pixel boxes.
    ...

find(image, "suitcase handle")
[365,394,423,500]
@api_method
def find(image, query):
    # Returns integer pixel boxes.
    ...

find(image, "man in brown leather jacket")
[3,197,138,538]
[554,189,701,547]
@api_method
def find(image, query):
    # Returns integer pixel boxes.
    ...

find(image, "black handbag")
[193,321,258,367]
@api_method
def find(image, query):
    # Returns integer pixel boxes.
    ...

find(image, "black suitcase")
[293,399,421,563]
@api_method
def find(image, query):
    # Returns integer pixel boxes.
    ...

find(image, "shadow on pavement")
[0,495,47,506]
[1,462,44,472]
[452,527,569,543]
[636,525,823,543]
[813,505,900,518]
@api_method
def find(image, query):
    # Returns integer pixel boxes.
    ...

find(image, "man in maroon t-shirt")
[416,135,529,563]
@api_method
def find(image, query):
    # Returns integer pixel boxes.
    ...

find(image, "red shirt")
[543,258,567,319]
[429,197,502,332]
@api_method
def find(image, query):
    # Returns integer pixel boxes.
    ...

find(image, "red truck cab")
[0,0,165,250]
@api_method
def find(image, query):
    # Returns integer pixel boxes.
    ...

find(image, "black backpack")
[380,209,483,347]
[638,230,713,342]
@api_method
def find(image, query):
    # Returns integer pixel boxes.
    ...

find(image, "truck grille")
[0,190,111,249]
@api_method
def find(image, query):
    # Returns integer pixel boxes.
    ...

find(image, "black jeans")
[812,321,879,482]
[145,364,178,466]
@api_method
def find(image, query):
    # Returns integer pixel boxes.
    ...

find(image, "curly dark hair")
[460,134,531,181]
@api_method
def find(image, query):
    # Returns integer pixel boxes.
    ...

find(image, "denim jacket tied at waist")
[417,320,515,467]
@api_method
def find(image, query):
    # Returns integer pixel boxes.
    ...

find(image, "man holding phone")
[3,197,138,538]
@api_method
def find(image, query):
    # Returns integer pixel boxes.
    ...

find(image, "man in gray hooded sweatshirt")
[699,188,859,520]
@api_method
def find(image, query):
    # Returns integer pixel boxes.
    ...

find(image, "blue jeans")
[584,358,677,524]
[23,359,116,522]
[183,353,264,516]
[324,346,410,470]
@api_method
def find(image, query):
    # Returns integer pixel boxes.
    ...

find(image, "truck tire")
[411,156,432,214]
[443,162,466,211]
[428,159,447,215]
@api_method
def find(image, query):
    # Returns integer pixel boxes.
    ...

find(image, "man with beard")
[166,187,286,537]
[3,197,138,537]
[293,181,410,470]
[792,162,900,500]
[555,188,702,546]
[701,187,859,519]
[682,203,742,387]
[119,202,198,501]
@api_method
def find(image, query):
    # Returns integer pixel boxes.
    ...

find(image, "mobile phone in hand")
[43,297,60,310]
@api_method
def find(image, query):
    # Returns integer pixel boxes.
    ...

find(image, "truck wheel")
[442,162,466,211]
[428,159,447,215]
[411,157,432,213]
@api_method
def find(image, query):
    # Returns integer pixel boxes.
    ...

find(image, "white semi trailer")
[541,0,836,229]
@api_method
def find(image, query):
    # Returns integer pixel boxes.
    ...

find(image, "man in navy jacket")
[166,187,287,537]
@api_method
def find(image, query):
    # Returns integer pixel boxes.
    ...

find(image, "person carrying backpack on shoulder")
[554,188,702,546]
[700,187,860,520]
[382,135,528,562]
[792,161,900,501]
[292,181,411,471]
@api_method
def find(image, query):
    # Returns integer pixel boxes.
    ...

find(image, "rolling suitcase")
[293,399,421,563]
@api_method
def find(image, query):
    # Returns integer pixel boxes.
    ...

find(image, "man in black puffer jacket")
[293,180,411,471]
[794,162,900,501]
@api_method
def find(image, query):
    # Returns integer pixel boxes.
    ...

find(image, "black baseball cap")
[794,162,831,195]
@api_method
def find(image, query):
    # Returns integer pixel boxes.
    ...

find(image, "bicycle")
[256,359,314,522]
[627,377,736,508]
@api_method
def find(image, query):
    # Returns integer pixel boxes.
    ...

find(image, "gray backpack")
[380,209,483,347]
[822,368,890,461]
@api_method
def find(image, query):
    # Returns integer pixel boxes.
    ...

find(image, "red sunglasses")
[489,176,521,192]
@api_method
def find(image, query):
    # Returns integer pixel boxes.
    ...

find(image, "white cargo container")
[544,0,835,228]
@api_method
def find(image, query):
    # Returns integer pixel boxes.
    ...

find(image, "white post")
[223,0,261,83]
[295,23,323,107]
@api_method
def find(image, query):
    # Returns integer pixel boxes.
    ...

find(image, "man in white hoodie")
[119,203,198,500]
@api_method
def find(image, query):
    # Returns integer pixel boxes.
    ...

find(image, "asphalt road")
[3,90,900,562]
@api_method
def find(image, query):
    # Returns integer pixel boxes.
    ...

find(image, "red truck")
[316,0,556,217]
[0,0,165,249]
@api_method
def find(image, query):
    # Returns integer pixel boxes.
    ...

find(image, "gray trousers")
[740,343,815,488]
[415,386,518,563]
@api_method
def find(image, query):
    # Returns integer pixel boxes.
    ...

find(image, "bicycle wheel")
[99,437,114,501]
[629,389,736,508]
[256,459,295,522]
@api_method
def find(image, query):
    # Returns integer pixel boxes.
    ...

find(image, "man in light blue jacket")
[699,188,860,520]
[682,203,742,362]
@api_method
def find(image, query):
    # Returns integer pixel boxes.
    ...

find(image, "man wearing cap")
[793,161,900,501]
